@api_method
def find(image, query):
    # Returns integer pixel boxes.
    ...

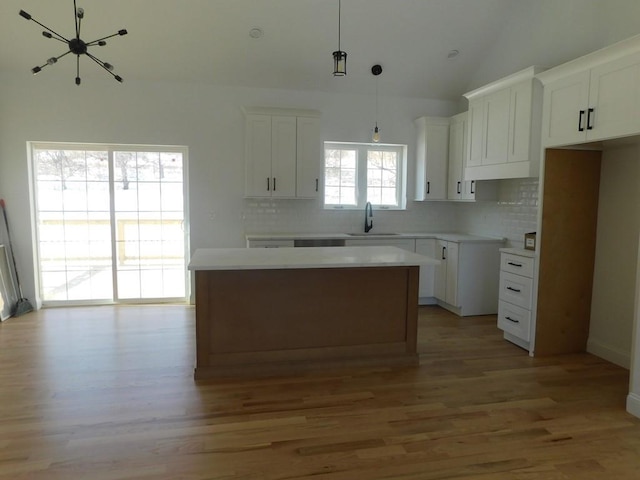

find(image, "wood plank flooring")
[0,305,639,479]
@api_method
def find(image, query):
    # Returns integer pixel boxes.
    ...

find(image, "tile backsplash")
[455,178,539,248]
[242,178,539,247]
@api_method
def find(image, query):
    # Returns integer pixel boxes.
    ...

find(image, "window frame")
[323,141,407,210]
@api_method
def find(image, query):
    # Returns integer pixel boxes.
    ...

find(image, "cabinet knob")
[507,261,523,267]
[587,108,594,130]
[267,177,270,191]
[506,286,521,293]
[471,180,475,194]
[505,316,520,324]
[578,110,585,132]
[273,177,276,191]
[426,181,430,195]
[315,178,319,192]
[457,181,461,195]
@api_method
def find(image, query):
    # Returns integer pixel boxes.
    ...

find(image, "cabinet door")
[508,80,533,163]
[445,241,459,307]
[414,117,449,201]
[587,52,640,142]
[541,70,590,147]
[344,239,415,251]
[482,88,510,165]
[245,114,272,197]
[270,116,297,198]
[434,240,448,301]
[467,98,484,167]
[447,113,465,200]
[296,116,321,198]
[415,239,437,299]
[423,119,449,200]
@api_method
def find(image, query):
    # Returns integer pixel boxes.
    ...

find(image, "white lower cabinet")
[434,240,459,307]
[417,238,502,316]
[246,239,295,248]
[415,239,437,304]
[343,238,415,251]
[497,249,535,349]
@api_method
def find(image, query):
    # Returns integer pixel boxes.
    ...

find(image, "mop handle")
[0,199,24,294]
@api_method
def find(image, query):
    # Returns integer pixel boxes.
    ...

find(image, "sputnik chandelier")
[19,0,128,85]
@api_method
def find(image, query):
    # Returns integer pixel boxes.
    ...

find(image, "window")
[324,142,406,209]
[31,143,189,305]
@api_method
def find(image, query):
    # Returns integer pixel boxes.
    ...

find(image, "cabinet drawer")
[497,300,531,341]
[499,271,533,309]
[501,253,534,277]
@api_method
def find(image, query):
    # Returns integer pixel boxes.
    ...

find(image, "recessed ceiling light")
[249,27,263,39]
[447,49,460,59]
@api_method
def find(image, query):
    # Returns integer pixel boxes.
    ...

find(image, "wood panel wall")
[535,148,602,356]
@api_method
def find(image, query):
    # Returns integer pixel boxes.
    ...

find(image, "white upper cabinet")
[447,112,468,200]
[463,66,545,181]
[270,115,297,198]
[538,35,640,147]
[414,116,449,201]
[295,116,321,198]
[243,107,321,198]
[482,88,511,165]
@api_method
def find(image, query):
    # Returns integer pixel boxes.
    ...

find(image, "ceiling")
[0,0,621,100]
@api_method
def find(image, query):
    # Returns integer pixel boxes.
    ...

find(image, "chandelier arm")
[32,49,72,73]
[74,0,79,38]
[52,50,74,63]
[47,35,69,45]
[85,52,123,82]
[29,17,70,43]
[85,30,128,47]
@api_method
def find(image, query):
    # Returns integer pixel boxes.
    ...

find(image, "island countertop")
[188,246,439,271]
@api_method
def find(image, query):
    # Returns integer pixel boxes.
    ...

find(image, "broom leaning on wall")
[0,199,34,316]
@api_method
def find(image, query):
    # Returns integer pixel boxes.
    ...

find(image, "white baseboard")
[627,392,640,419]
[586,338,631,369]
[418,296,437,306]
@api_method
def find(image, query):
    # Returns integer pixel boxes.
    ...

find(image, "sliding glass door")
[33,143,188,305]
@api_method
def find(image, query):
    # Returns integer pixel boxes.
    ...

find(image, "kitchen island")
[188,246,438,379]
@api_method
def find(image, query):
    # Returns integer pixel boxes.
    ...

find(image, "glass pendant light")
[332,0,347,76]
[372,64,382,142]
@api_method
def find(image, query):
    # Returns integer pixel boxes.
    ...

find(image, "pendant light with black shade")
[371,64,382,142]
[332,0,347,76]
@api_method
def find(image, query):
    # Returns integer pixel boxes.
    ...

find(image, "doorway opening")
[31,143,189,305]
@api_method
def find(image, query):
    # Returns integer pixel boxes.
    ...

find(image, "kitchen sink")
[347,232,399,236]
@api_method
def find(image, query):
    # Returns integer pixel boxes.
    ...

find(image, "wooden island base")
[194,265,419,379]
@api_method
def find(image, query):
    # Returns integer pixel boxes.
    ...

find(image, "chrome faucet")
[364,201,373,232]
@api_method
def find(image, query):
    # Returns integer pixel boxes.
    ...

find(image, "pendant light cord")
[338,0,341,50]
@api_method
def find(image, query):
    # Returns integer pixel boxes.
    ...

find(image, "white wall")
[588,144,640,368]
[464,0,640,93]
[0,72,458,304]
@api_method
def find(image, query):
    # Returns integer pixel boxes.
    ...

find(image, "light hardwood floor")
[1,305,639,479]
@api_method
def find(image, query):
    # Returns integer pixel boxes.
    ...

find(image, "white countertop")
[500,247,536,258]
[188,246,440,271]
[245,232,504,243]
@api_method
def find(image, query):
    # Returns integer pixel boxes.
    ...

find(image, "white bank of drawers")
[498,249,535,346]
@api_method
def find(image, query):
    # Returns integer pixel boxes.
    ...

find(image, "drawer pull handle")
[505,316,520,324]
[507,261,523,267]
[506,286,521,293]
